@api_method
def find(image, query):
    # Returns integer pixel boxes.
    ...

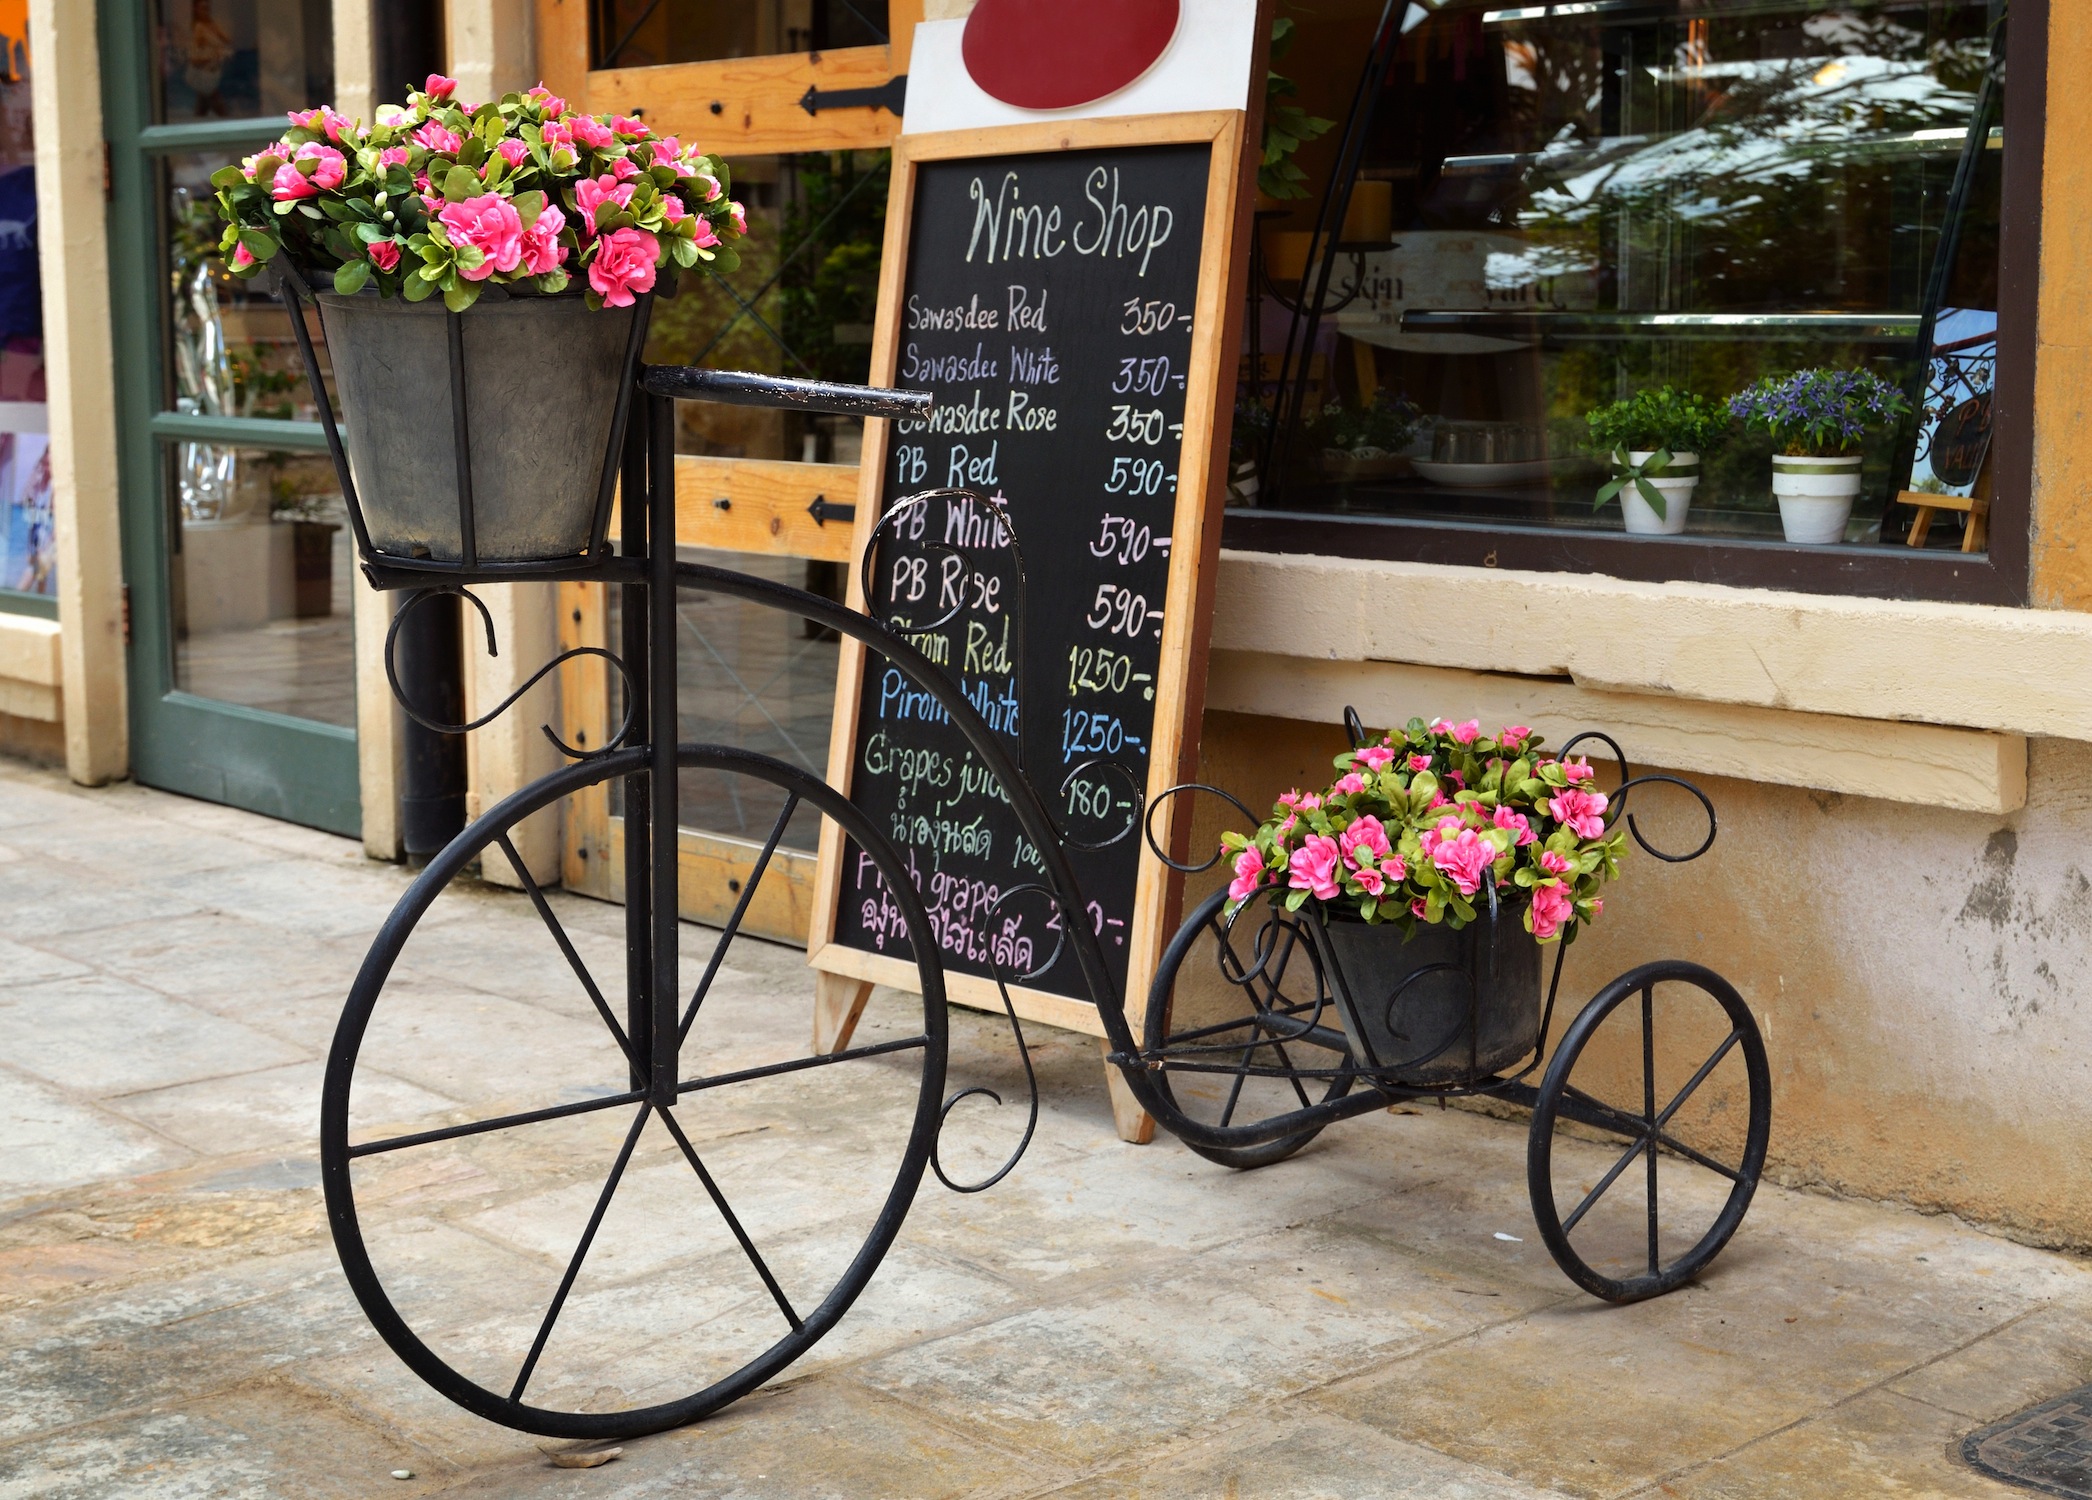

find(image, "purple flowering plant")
[1727,367,1910,457]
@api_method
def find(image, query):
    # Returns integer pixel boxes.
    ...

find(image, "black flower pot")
[1306,898,1541,1085]
[314,289,646,566]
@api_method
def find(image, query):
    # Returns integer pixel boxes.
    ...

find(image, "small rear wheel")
[1528,960,1770,1303]
[1142,888,1358,1169]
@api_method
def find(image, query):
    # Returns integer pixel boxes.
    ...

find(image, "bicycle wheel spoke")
[677,1034,929,1098]
[1562,1129,1652,1235]
[510,1103,651,1404]
[1266,1035,1318,1110]
[1652,1029,1744,1135]
[1654,1127,1743,1181]
[348,1088,644,1159]
[1643,986,1659,1276]
[1217,1041,1256,1126]
[496,833,635,1068]
[679,793,799,1044]
[658,1106,802,1332]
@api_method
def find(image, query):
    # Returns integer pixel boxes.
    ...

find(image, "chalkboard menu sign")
[811,113,1248,1042]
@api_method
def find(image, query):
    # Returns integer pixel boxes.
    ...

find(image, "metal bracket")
[807,495,856,527]
[798,75,906,116]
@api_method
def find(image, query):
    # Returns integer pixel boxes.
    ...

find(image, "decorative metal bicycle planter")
[1133,740,1771,1306]
[285,271,1769,1445]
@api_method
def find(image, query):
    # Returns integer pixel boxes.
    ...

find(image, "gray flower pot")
[1307,899,1541,1085]
[315,290,642,565]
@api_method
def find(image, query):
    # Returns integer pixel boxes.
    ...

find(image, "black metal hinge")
[807,495,856,527]
[799,75,906,117]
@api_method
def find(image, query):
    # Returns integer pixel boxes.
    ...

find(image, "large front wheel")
[320,745,949,1439]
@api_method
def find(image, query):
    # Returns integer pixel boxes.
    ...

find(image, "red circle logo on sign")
[961,0,1181,111]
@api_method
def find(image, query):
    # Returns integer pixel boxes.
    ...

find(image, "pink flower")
[660,195,688,224]
[425,73,458,99]
[495,138,529,169]
[694,172,722,201]
[289,105,354,142]
[1427,791,1453,810]
[1446,770,1465,789]
[587,226,659,306]
[1358,746,1396,772]
[1492,806,1535,846]
[378,146,410,167]
[438,192,524,280]
[609,155,641,182]
[1297,793,1322,811]
[540,118,574,150]
[1538,849,1573,877]
[1548,787,1609,839]
[270,162,318,201]
[240,140,292,180]
[366,238,400,272]
[1407,754,1431,774]
[1588,897,1603,917]
[1425,824,1495,897]
[1277,790,1303,810]
[612,114,651,138]
[1332,772,1365,796]
[518,202,567,275]
[293,142,346,189]
[1431,717,1481,745]
[1227,848,1267,903]
[1411,897,1431,920]
[1529,882,1574,940]
[1287,835,1343,902]
[1351,865,1386,897]
[692,215,721,250]
[1561,759,1595,784]
[1339,815,1391,870]
[570,115,614,149]
[575,173,634,231]
[728,200,747,233]
[230,241,256,269]
[1276,813,1297,837]
[1499,725,1532,750]
[651,137,684,167]
[413,120,462,155]
[527,85,566,116]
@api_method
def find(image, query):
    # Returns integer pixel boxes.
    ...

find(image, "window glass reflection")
[153,0,334,124]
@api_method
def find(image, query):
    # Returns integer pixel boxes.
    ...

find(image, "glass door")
[102,0,359,835]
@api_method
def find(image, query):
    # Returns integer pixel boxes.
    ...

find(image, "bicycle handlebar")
[639,365,933,420]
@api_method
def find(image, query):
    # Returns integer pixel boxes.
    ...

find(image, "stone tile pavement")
[2,754,2091,1497]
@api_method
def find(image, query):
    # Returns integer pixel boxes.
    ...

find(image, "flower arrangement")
[1220,718,1628,943]
[1728,367,1910,457]
[1586,385,1727,518]
[210,74,747,313]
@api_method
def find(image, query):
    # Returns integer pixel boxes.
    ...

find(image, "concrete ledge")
[1213,550,2092,742]
[0,614,61,723]
[1209,650,2027,814]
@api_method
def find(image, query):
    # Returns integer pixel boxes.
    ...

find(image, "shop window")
[593,0,889,70]
[1230,0,2038,603]
[0,9,45,614]
[152,0,334,124]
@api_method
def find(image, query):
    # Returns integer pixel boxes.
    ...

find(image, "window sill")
[0,613,61,723]
[1203,549,2076,814]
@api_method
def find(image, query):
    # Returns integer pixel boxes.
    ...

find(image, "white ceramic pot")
[1771,454,1864,544]
[1615,450,1699,535]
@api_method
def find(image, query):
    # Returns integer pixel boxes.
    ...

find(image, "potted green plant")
[1728,367,1910,544]
[210,76,748,565]
[1312,391,1422,481]
[1585,386,1729,535]
[1220,717,1627,1083]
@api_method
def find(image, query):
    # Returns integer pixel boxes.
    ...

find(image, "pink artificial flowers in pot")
[209,78,752,566]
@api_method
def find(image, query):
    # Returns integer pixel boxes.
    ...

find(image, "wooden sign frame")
[806,110,1252,1137]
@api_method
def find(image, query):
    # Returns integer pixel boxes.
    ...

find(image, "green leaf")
[209,166,248,190]
[512,189,546,230]
[671,236,698,268]
[236,229,279,260]
[333,259,372,295]
[443,280,481,312]
[402,272,438,301]
[442,165,478,202]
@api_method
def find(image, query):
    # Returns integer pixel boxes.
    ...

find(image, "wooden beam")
[586,47,902,154]
[668,456,859,562]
